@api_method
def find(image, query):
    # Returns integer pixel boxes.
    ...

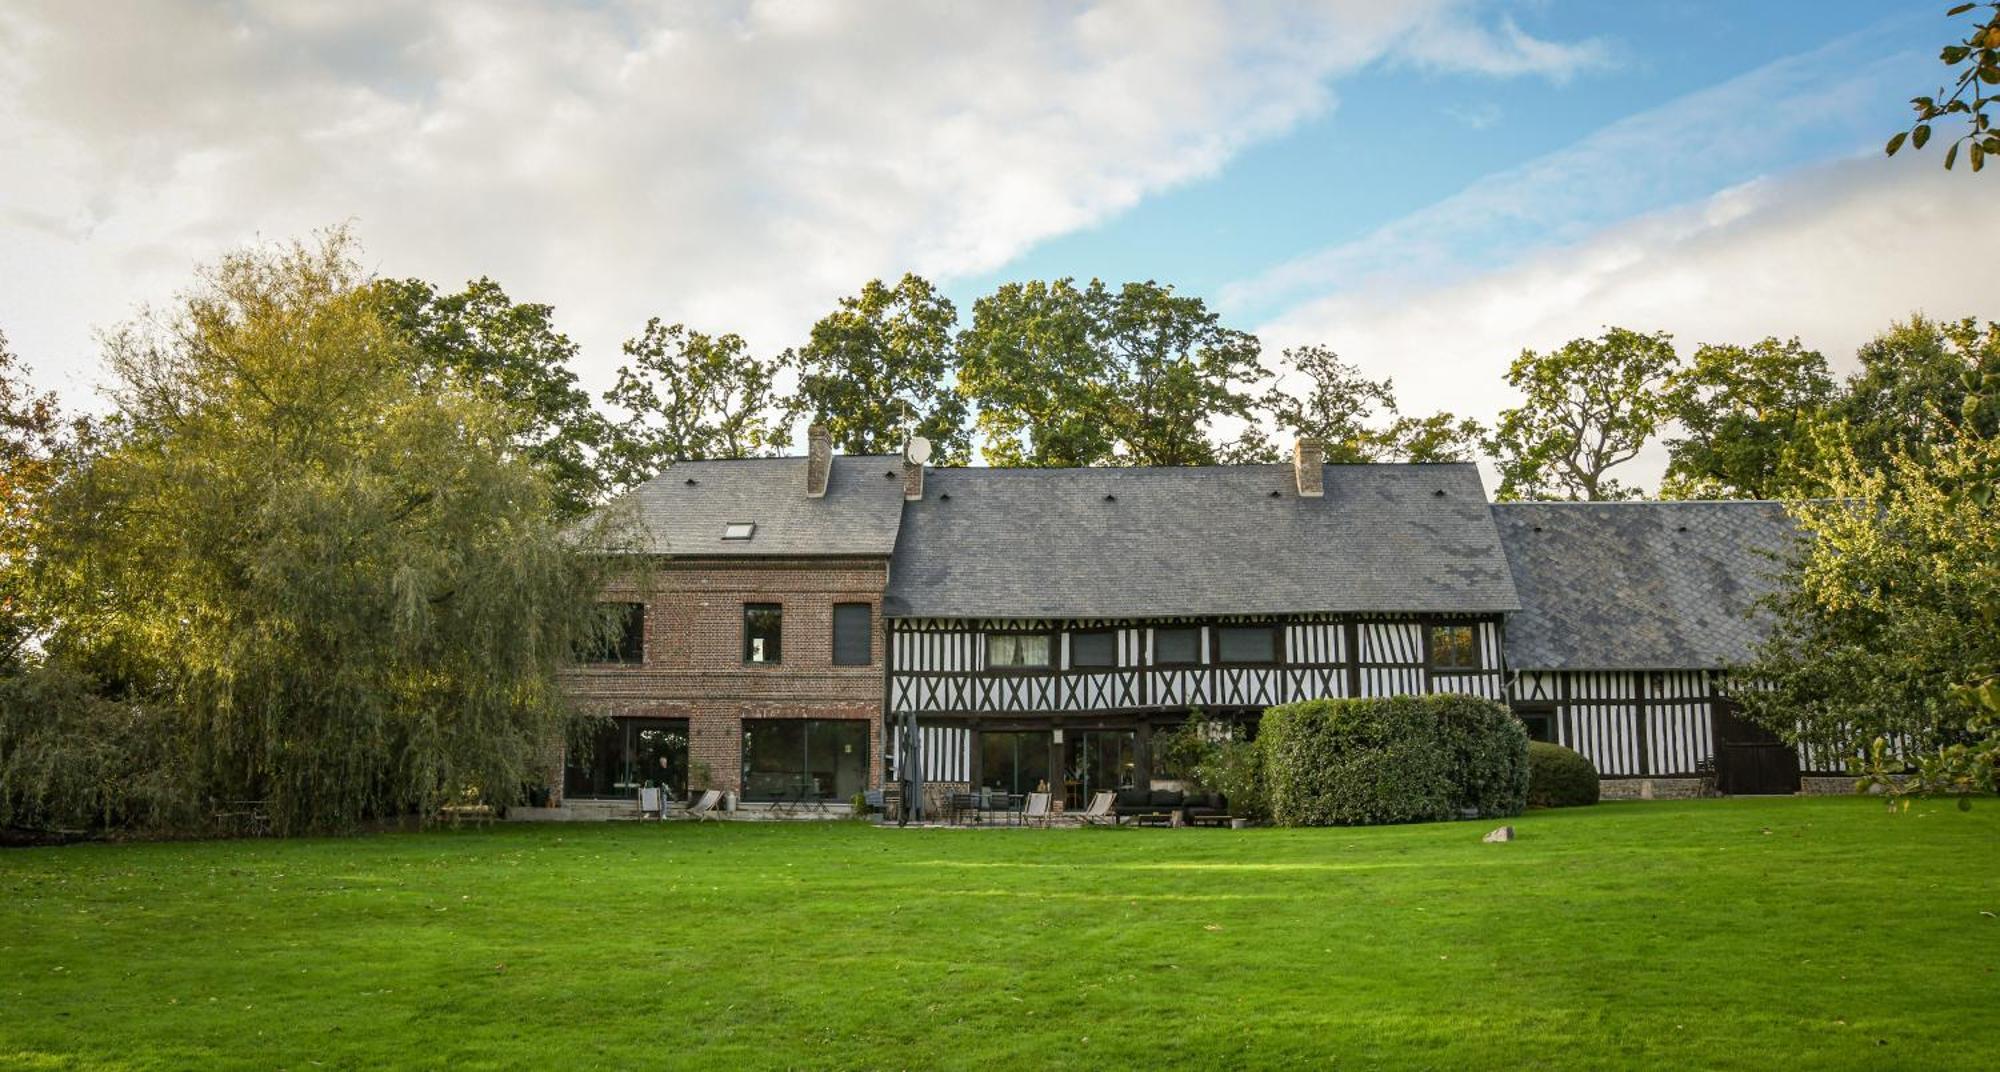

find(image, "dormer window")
[722,522,755,541]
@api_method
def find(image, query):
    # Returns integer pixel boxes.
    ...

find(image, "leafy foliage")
[1094,281,1268,466]
[1661,338,1837,499]
[1,330,71,669]
[1887,3,2000,171]
[1150,711,1269,821]
[369,277,609,519]
[1740,399,2000,801]
[1258,695,1528,826]
[29,232,620,834]
[0,662,199,834]
[1488,328,1679,500]
[602,318,788,488]
[784,274,970,464]
[1525,741,1601,808]
[1830,315,1999,474]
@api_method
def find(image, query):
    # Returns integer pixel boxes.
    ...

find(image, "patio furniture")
[948,792,982,825]
[1132,811,1176,828]
[638,786,665,820]
[685,789,723,822]
[1186,812,1237,828]
[1074,790,1118,826]
[1021,791,1054,827]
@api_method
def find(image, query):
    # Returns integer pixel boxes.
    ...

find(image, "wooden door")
[1711,702,1800,795]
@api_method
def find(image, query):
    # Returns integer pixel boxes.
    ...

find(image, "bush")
[1152,711,1269,821]
[1526,741,1600,807]
[1259,695,1528,826]
[0,664,199,835]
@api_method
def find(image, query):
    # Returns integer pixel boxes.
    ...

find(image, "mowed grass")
[2,798,1997,1071]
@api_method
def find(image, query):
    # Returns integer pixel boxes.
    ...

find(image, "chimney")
[902,436,931,501]
[806,424,831,498]
[1293,437,1325,498]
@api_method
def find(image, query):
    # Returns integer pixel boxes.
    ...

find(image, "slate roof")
[603,455,906,557]
[1492,501,1801,671]
[884,463,1520,620]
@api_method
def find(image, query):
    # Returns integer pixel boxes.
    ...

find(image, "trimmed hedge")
[1259,694,1529,826]
[1526,741,1600,807]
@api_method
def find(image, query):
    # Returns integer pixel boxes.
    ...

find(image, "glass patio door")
[563,718,689,800]
[1062,731,1138,809]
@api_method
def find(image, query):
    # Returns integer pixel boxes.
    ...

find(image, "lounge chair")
[1021,791,1053,827]
[685,789,723,822]
[639,786,664,820]
[1074,790,1117,826]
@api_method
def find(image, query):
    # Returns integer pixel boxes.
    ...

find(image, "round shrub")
[1526,741,1600,807]
[1259,694,1528,826]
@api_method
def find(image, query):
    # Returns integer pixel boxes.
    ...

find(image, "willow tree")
[32,232,620,833]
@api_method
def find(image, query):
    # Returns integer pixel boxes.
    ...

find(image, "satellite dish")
[904,436,933,465]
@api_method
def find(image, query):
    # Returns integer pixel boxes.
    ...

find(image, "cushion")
[1116,788,1151,809]
[1149,789,1184,808]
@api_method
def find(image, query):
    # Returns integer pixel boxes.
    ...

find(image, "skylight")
[722,522,755,541]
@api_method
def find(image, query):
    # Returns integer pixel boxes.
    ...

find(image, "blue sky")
[954,1,1931,320]
[1,0,1993,487]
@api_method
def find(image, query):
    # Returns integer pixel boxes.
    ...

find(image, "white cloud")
[0,0,1599,404]
[1256,155,2000,488]
[1224,29,1925,320]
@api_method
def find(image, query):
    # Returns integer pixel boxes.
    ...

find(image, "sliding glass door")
[979,731,1052,796]
[741,718,868,801]
[1063,730,1138,809]
[563,718,689,800]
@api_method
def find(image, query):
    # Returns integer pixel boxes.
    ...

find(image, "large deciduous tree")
[370,277,609,519]
[1259,344,1485,464]
[1831,315,1999,473]
[18,232,616,834]
[956,279,1116,468]
[1095,281,1267,466]
[0,330,68,670]
[1662,337,1837,499]
[601,319,787,489]
[1487,328,1678,501]
[784,274,970,463]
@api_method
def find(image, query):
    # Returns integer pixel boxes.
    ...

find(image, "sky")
[2,0,1995,486]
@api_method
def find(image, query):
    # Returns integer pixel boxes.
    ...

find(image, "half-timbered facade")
[879,452,1520,808]
[1493,501,1820,796]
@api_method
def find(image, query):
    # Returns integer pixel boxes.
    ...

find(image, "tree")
[1740,402,2000,802]
[1831,315,1999,474]
[0,330,68,669]
[369,277,609,519]
[1661,337,1837,499]
[1379,411,1487,464]
[601,319,787,489]
[1487,328,1679,500]
[26,232,616,834]
[956,279,1116,468]
[1886,2,2000,171]
[1262,345,1396,463]
[784,275,970,463]
[1096,281,1267,466]
[1259,344,1485,464]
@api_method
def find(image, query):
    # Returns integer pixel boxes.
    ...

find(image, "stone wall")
[552,556,888,803]
[1599,777,1710,801]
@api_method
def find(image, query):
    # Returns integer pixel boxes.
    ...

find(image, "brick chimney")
[806,424,832,498]
[1294,437,1325,497]
[902,436,930,501]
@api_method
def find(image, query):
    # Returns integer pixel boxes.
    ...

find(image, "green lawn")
[2,798,1996,1071]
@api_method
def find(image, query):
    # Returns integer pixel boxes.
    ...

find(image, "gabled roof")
[604,455,906,557]
[1492,500,1801,671]
[884,463,1519,620]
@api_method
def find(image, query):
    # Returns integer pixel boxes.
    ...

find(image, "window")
[741,718,868,801]
[980,731,1052,796]
[581,602,645,664]
[1069,630,1116,669]
[986,633,1052,669]
[1216,626,1279,664]
[744,603,783,663]
[722,522,755,540]
[563,717,688,800]
[1517,709,1555,743]
[1153,627,1200,665]
[832,603,872,666]
[1430,624,1479,671]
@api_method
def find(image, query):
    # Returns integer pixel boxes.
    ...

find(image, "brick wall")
[555,556,888,802]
